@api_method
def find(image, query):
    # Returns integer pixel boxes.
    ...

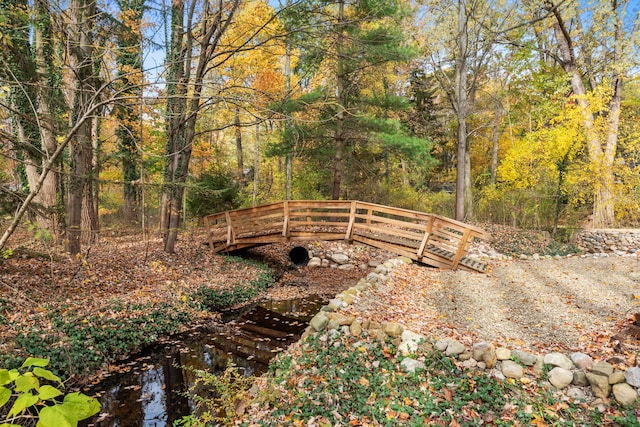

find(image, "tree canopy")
[0,0,638,253]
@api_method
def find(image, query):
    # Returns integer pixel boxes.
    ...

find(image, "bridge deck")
[203,200,491,273]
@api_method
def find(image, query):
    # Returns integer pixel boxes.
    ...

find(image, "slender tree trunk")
[117,0,144,222]
[7,0,61,236]
[332,0,346,200]
[34,0,61,236]
[464,149,472,218]
[235,106,244,184]
[66,0,96,254]
[82,116,99,244]
[490,73,502,185]
[454,0,468,221]
[253,123,259,206]
[162,0,241,253]
[546,1,618,228]
[284,14,293,200]
[161,0,186,241]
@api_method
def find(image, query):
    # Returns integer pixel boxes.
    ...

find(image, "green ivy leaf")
[62,392,101,419]
[36,405,77,427]
[33,367,62,383]
[7,391,39,418]
[0,386,11,407]
[15,373,39,393]
[21,357,50,368]
[38,384,63,400]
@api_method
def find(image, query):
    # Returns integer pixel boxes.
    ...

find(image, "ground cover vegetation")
[0,229,275,381]
[185,330,640,426]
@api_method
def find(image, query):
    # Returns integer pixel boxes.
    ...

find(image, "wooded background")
[0,0,638,254]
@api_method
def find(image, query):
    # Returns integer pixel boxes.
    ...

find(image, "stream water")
[81,296,326,427]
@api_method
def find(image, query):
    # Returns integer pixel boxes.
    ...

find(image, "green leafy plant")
[14,302,193,378]
[175,362,256,427]
[0,357,100,427]
[192,261,273,312]
[25,222,52,243]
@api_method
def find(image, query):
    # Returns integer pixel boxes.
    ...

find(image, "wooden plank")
[417,251,454,269]
[282,200,290,237]
[225,211,234,245]
[231,215,284,227]
[288,200,352,209]
[417,216,434,258]
[345,201,356,241]
[230,201,285,215]
[351,234,418,258]
[287,232,346,240]
[451,228,472,270]
[431,213,491,238]
[458,257,487,272]
[290,221,348,228]
[352,223,423,242]
[353,213,426,231]
[229,212,284,225]
[354,201,431,221]
[289,211,352,219]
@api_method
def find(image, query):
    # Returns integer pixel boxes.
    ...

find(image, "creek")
[80,295,326,427]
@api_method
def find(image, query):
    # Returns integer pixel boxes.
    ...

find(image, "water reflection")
[81,296,325,427]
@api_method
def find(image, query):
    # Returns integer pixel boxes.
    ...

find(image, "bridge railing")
[203,200,491,271]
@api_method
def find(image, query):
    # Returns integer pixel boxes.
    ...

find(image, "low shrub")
[0,357,100,427]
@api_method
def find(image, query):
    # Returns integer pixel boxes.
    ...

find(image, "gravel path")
[346,255,640,358]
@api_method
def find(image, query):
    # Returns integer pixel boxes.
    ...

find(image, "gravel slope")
[345,255,640,359]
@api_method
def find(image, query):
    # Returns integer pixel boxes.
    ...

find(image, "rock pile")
[304,243,388,271]
[304,256,640,408]
[574,229,640,255]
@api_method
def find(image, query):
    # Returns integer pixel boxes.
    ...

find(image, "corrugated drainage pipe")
[289,246,310,266]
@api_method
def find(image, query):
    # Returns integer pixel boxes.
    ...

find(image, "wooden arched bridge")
[203,200,491,273]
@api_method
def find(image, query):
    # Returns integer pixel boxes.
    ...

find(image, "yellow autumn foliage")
[498,101,585,190]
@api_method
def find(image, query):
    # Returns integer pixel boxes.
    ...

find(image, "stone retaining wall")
[574,229,640,254]
[305,257,640,408]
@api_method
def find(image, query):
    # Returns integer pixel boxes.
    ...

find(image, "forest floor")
[1,224,640,425]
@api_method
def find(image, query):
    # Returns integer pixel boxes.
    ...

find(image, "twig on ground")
[0,279,37,305]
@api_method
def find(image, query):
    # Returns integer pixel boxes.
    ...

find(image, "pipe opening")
[289,246,310,266]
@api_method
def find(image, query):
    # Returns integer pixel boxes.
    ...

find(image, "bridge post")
[282,200,290,237]
[204,216,213,249]
[417,216,434,259]
[225,211,235,245]
[451,228,471,270]
[345,201,357,241]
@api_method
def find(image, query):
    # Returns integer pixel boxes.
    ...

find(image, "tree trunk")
[454,0,468,221]
[161,0,186,243]
[253,123,260,206]
[34,0,61,237]
[66,0,96,254]
[284,16,293,200]
[235,106,244,184]
[490,74,502,185]
[464,149,472,219]
[161,0,241,253]
[7,0,61,236]
[116,0,144,222]
[546,1,618,228]
[332,0,346,200]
